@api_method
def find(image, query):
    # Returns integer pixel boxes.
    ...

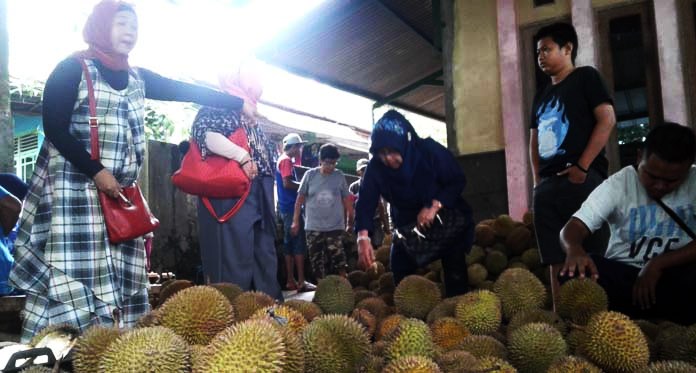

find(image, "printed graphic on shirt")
[624,203,695,264]
[536,97,569,159]
[316,189,336,208]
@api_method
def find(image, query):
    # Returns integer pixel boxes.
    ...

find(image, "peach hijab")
[218,61,263,113]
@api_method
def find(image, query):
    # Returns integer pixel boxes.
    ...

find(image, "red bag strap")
[201,186,251,223]
[77,59,100,161]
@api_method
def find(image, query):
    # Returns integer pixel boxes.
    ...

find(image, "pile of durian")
[22,214,696,372]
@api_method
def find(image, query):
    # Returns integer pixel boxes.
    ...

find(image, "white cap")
[282,133,305,148]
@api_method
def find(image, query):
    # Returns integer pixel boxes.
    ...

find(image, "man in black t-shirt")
[529,22,616,310]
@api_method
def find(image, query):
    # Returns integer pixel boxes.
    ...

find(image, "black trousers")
[561,255,696,325]
[533,169,608,264]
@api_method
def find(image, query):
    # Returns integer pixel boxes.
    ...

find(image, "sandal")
[285,281,298,291]
[297,281,317,292]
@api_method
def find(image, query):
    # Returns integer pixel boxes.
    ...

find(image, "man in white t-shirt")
[560,122,696,324]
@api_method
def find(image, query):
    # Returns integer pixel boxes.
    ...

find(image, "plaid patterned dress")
[9,59,150,342]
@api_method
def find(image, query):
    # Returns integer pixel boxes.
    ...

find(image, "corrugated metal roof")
[257,0,444,121]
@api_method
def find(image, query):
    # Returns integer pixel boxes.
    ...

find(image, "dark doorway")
[598,3,662,169]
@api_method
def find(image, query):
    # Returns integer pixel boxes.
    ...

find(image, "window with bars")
[13,132,40,182]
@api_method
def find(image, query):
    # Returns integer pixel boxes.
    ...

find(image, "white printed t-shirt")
[574,165,696,268]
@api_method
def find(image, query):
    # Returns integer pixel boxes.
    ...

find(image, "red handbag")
[170,122,251,224]
[171,130,250,199]
[79,59,160,243]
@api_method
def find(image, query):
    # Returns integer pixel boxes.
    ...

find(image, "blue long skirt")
[197,176,282,300]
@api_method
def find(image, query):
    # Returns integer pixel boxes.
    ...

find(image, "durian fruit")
[196,319,285,373]
[424,271,440,283]
[546,355,602,373]
[492,268,546,319]
[376,245,391,266]
[435,349,477,373]
[233,290,275,321]
[377,314,406,341]
[505,226,532,256]
[360,354,385,373]
[355,296,390,321]
[72,326,122,373]
[474,356,518,373]
[522,211,533,226]
[429,317,470,351]
[475,224,496,247]
[382,355,442,373]
[251,305,308,335]
[284,299,323,322]
[29,323,80,348]
[426,296,463,324]
[354,289,378,304]
[455,334,508,359]
[189,344,207,373]
[380,292,395,307]
[656,324,696,363]
[135,309,160,328]
[477,280,495,291]
[276,325,305,373]
[383,318,436,363]
[557,278,608,325]
[348,270,370,288]
[369,279,380,291]
[634,319,660,341]
[302,314,371,373]
[507,322,567,373]
[312,275,355,315]
[16,366,56,373]
[366,262,386,282]
[565,328,587,356]
[507,261,529,270]
[506,308,567,338]
[157,279,194,306]
[485,250,508,276]
[644,361,696,373]
[582,311,650,373]
[467,264,488,287]
[454,290,502,335]
[157,285,234,345]
[351,308,377,337]
[209,282,244,304]
[393,275,441,320]
[378,272,396,294]
[100,326,189,373]
[492,214,516,237]
[466,245,486,265]
[520,249,541,270]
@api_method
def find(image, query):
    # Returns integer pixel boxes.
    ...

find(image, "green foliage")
[144,106,175,142]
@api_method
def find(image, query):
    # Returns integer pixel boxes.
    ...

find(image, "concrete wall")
[452,0,503,155]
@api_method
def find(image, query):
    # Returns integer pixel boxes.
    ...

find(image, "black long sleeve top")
[42,57,244,178]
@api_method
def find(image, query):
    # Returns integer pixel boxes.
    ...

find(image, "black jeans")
[533,169,608,264]
[560,254,696,325]
[390,240,469,297]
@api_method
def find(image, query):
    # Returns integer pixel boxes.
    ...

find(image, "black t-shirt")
[530,66,613,178]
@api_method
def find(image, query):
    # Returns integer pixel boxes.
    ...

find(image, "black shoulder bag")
[655,198,696,240]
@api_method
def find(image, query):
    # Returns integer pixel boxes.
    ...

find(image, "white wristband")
[357,236,370,243]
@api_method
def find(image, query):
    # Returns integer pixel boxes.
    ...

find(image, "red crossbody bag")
[79,59,160,243]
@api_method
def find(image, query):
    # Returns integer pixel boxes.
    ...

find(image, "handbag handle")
[78,59,101,161]
[655,198,696,240]
[201,186,250,223]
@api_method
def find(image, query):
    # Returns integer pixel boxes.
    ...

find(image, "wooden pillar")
[441,0,457,153]
[497,0,528,220]
[0,0,12,172]
[654,0,689,126]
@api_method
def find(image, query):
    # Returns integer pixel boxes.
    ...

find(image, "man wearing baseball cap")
[349,158,390,249]
[275,133,315,292]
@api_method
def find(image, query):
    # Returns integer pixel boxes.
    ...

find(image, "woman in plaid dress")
[9,0,253,342]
